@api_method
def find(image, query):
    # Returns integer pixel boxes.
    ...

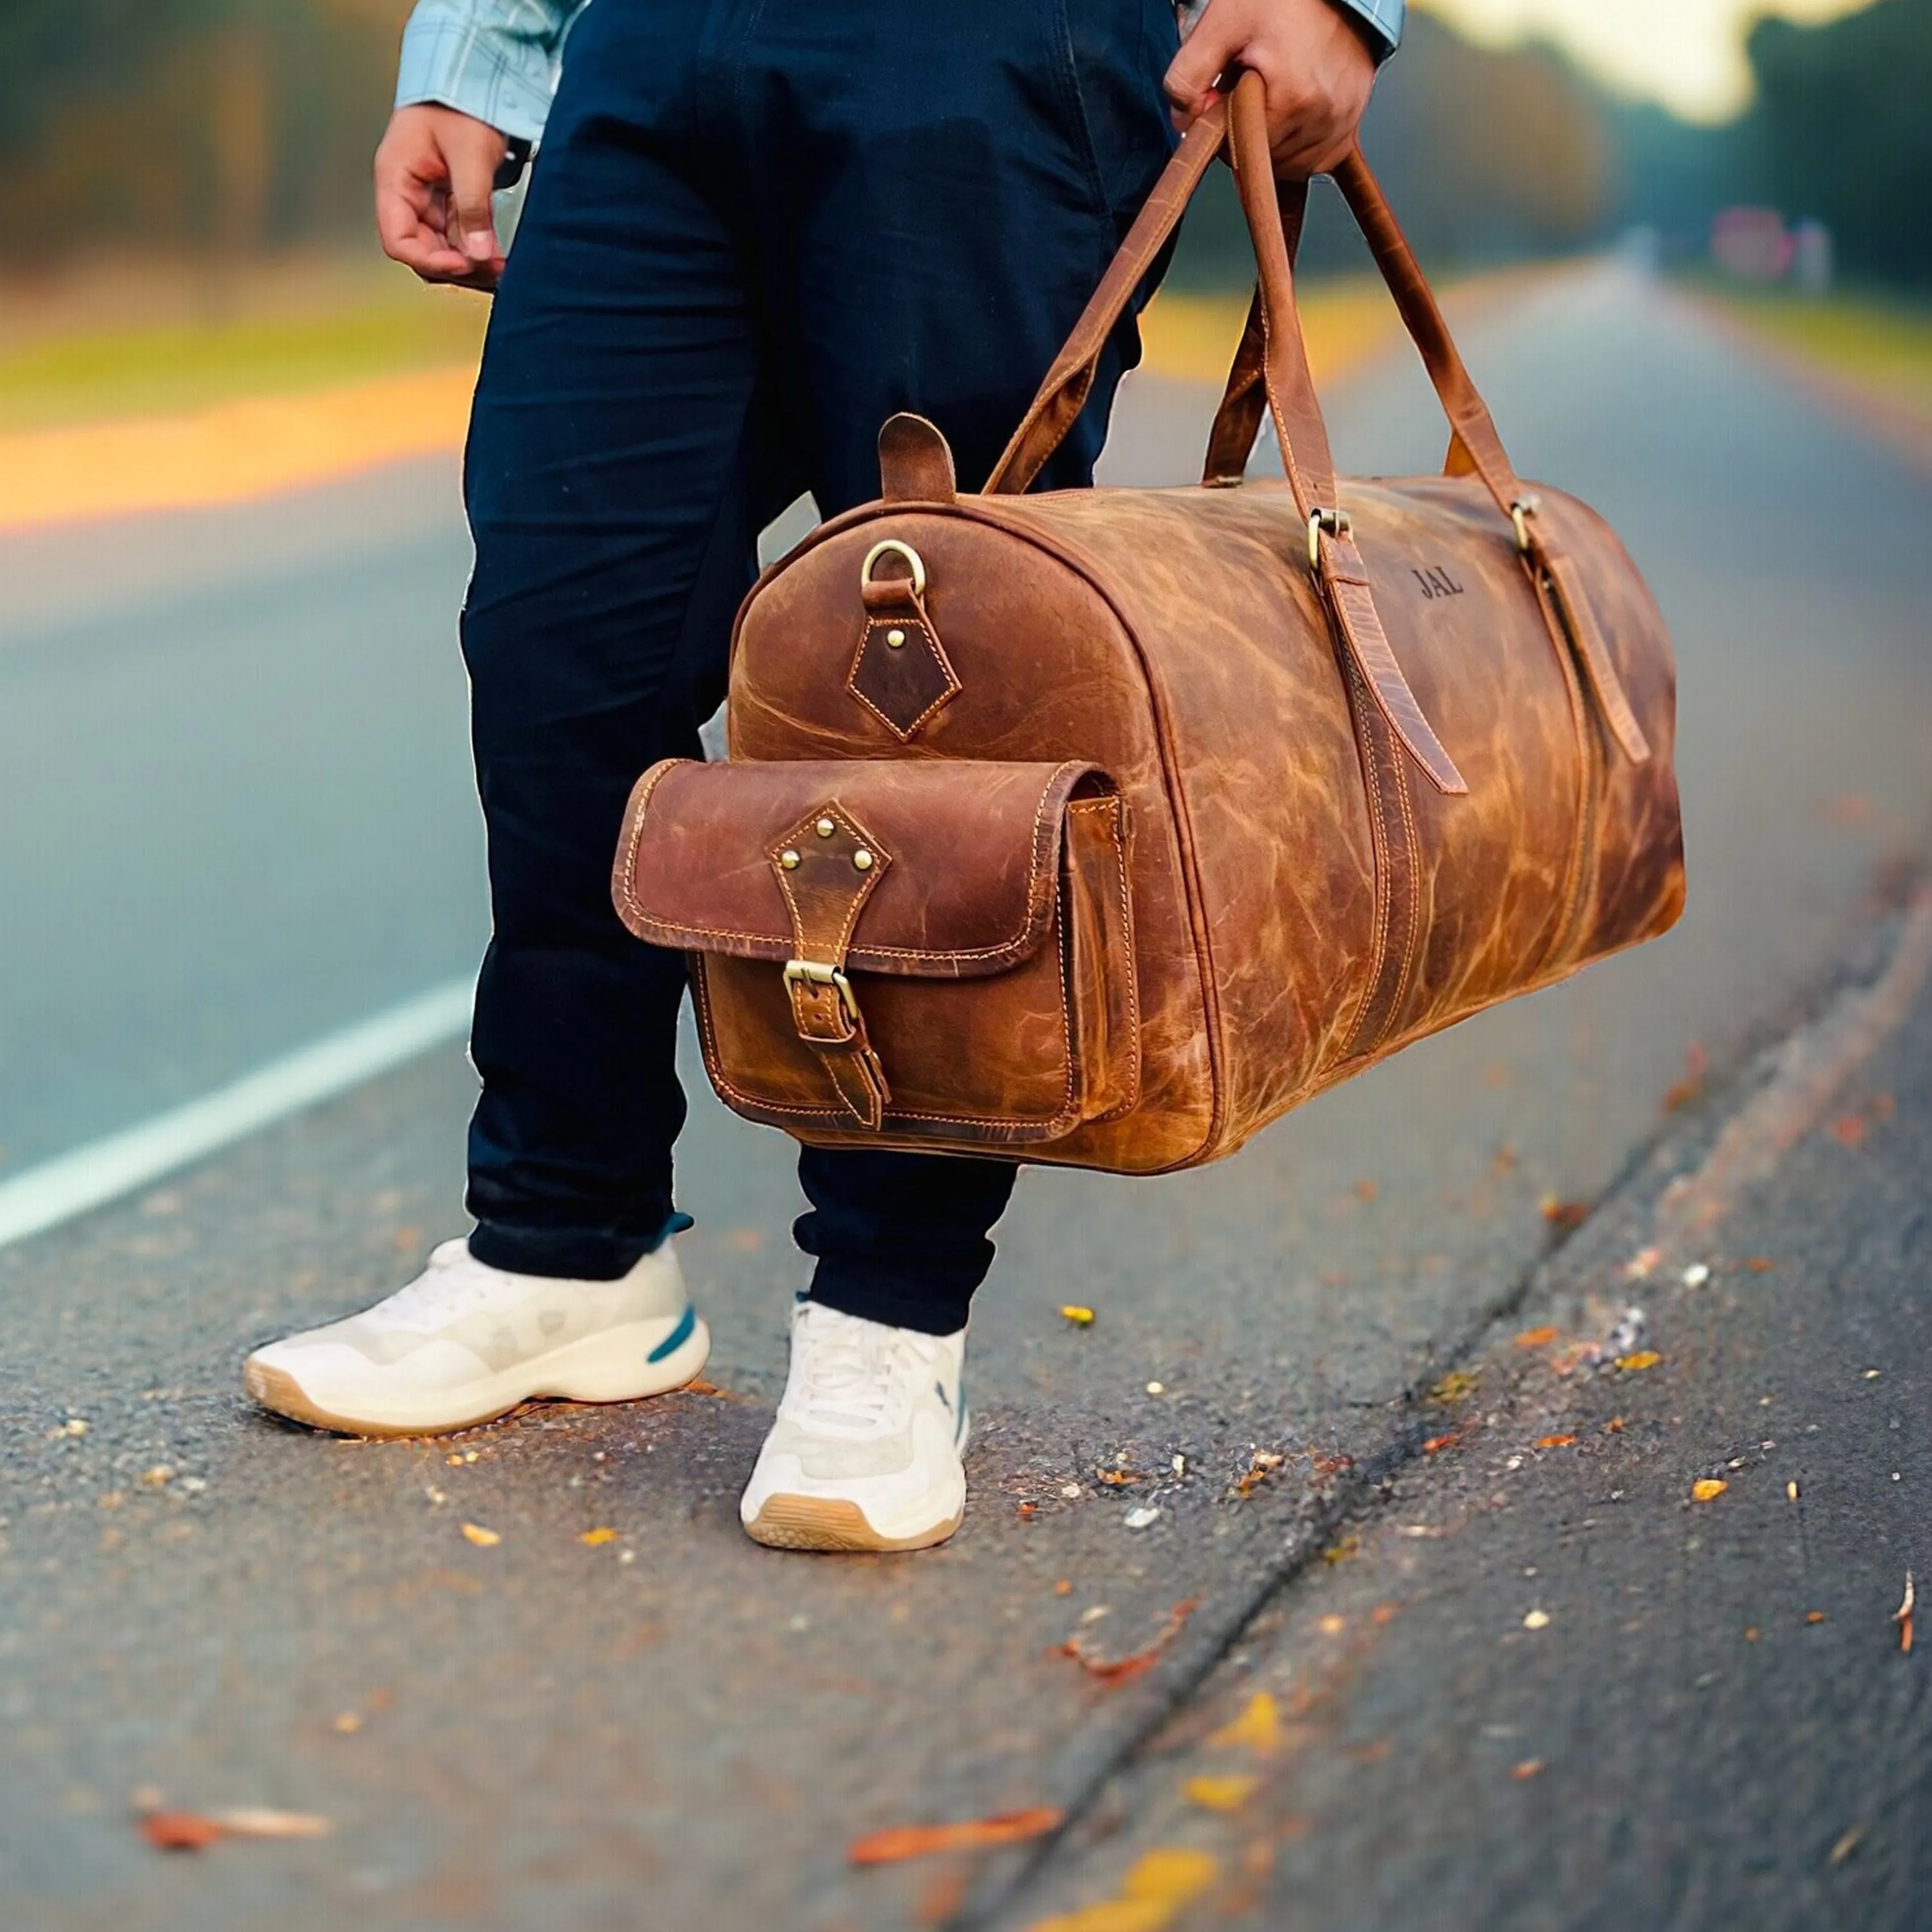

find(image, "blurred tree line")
[0,0,408,260]
[0,0,1924,290]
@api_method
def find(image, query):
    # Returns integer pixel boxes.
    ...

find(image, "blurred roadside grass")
[0,287,488,434]
[1704,285,1932,429]
[0,276,1388,438]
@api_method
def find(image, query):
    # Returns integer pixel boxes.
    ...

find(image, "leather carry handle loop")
[985,100,1229,498]
[988,74,1646,770]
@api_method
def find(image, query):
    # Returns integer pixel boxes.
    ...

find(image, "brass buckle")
[1511,497,1540,553]
[782,959,860,1025]
[860,537,927,599]
[1306,506,1352,571]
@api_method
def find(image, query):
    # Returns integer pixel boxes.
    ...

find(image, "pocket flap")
[614,758,1114,978]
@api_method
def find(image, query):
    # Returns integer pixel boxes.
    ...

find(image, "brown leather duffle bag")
[612,73,1685,1177]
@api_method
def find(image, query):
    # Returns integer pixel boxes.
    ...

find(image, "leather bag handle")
[990,77,1516,519]
[987,73,1648,770]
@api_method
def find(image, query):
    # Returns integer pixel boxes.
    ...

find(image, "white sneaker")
[243,1238,710,1437]
[739,1301,969,1553]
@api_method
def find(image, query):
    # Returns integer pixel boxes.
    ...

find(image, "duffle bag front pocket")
[612,757,1138,1150]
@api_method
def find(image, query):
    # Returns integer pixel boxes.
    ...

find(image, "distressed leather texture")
[616,758,1139,1144]
[611,75,1685,1173]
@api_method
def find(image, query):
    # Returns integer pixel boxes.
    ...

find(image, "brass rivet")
[886,627,906,649]
[815,817,837,838]
[853,849,875,872]
[779,849,800,870]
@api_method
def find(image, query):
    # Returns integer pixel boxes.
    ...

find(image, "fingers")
[444,139,505,276]
[1163,8,1240,127]
[373,106,507,289]
[1167,0,1376,173]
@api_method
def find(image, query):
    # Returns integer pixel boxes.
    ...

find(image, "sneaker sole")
[742,1492,965,1554]
[243,1312,712,1438]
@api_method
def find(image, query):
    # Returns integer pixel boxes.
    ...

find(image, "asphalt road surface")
[2,261,1929,1931]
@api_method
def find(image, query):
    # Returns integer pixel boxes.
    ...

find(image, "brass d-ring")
[860,538,927,599]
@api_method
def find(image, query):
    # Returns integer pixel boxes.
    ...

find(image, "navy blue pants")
[460,0,1179,1332]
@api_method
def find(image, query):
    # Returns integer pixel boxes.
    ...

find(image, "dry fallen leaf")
[1514,1325,1560,1349]
[1095,1467,1146,1486]
[1231,1449,1286,1499]
[1830,1114,1868,1148]
[1539,1198,1591,1233]
[1894,1572,1915,1655]
[1028,1847,1221,1932]
[1428,1371,1479,1406]
[1692,1479,1728,1503]
[460,1522,500,1548]
[1605,1417,1627,1434]
[1615,1352,1662,1373]
[1538,1435,1577,1450]
[1184,1774,1257,1812]
[847,1806,1062,1866]
[1318,1615,1347,1636]
[1663,1041,1709,1112]
[1511,1759,1545,1781]
[1807,1611,1827,1625]
[1523,1609,1551,1631]
[136,1805,330,1852]
[1423,1434,1458,1455]
[1323,1537,1361,1564]
[1210,1692,1281,1755]
[1051,1598,1198,1686]
[1828,1824,1866,1867]
[140,1811,223,1852]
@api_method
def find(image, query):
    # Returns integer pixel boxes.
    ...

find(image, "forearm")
[393,0,588,144]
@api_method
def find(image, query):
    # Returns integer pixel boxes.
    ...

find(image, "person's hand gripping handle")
[1166,0,1380,178]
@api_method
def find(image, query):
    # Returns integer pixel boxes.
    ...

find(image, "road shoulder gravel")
[994,889,1932,1932]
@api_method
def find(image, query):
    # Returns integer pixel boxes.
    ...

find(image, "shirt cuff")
[1334,0,1405,61]
[393,8,564,146]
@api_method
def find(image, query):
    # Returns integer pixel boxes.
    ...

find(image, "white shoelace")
[379,1240,520,1327]
[788,1308,935,1434]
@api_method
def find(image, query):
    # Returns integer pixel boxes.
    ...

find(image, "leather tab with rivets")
[849,574,961,741]
[768,804,892,1128]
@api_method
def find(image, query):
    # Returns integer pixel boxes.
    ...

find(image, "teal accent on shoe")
[648,1303,698,1362]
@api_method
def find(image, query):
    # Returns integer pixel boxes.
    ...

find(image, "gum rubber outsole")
[742,1492,965,1553]
[242,1316,712,1439]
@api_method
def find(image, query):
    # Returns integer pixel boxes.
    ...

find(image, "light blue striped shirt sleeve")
[393,0,1406,147]
[393,0,591,144]
[1346,0,1405,61]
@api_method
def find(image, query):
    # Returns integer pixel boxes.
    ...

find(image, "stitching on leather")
[624,768,1086,967]
[844,616,962,744]
[1534,566,1602,971]
[1339,663,1396,1063]
[1068,793,1143,1121]
[614,761,678,936]
[1385,747,1422,1030]
[729,498,1223,1166]
[768,801,888,966]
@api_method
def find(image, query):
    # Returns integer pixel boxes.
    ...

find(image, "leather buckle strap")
[770,804,894,1129]
[782,958,859,1023]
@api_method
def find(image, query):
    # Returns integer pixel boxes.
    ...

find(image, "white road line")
[0,979,474,1251]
